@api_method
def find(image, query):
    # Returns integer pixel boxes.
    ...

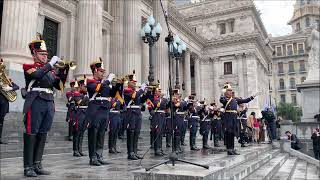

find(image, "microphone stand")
[145,0,209,171]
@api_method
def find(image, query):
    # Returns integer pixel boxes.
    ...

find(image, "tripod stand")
[145,0,209,172]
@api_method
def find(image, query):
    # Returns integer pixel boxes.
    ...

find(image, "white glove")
[49,56,60,67]
[140,83,147,91]
[107,73,116,82]
[220,108,225,113]
[2,86,13,92]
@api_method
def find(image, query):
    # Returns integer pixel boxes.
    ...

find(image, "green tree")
[276,102,302,122]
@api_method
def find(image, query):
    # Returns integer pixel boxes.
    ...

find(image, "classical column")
[212,57,220,102]
[245,51,259,113]
[183,49,191,96]
[153,0,169,91]
[110,0,124,75]
[236,54,245,97]
[0,0,40,64]
[194,56,201,99]
[76,0,103,76]
[123,0,142,81]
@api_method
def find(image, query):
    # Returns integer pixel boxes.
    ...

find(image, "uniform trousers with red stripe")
[23,97,55,171]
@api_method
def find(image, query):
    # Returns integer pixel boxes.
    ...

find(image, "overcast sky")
[254,0,296,37]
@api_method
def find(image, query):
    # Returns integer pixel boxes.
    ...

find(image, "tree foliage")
[276,102,302,122]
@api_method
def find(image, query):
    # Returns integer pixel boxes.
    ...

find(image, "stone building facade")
[269,0,320,107]
[0,0,272,113]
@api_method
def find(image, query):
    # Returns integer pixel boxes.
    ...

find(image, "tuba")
[0,59,17,102]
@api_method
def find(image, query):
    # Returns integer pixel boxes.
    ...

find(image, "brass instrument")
[54,60,77,70]
[0,59,17,102]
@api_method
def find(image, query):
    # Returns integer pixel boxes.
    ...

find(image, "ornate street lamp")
[169,34,187,89]
[141,15,162,85]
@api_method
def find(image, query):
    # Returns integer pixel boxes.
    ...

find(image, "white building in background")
[0,0,274,113]
[269,0,320,107]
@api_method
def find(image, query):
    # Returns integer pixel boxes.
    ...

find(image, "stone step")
[291,159,308,179]
[271,157,298,180]
[133,144,273,180]
[201,144,273,169]
[1,134,195,159]
[245,153,288,180]
[225,149,280,180]
[306,162,320,179]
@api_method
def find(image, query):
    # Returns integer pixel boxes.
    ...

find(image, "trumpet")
[54,60,77,70]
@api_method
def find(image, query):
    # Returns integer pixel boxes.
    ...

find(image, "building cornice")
[168,4,206,48]
[44,0,77,14]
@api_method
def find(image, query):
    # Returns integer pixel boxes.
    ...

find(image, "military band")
[0,35,262,177]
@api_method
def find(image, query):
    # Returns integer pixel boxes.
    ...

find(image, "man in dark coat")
[285,131,301,150]
[220,83,255,155]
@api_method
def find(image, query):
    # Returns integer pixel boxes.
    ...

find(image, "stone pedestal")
[297,80,320,122]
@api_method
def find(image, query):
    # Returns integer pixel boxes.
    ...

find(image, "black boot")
[23,133,37,177]
[202,135,210,149]
[191,136,200,151]
[109,132,116,153]
[88,128,101,166]
[127,130,138,160]
[154,134,163,156]
[133,131,143,159]
[78,132,86,156]
[73,131,81,157]
[33,133,51,175]
[96,128,109,165]
[0,122,7,144]
[166,133,172,148]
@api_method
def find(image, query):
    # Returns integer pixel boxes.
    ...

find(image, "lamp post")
[141,15,162,85]
[169,34,187,89]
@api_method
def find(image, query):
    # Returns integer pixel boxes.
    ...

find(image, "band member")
[188,95,201,151]
[210,101,222,147]
[148,84,169,156]
[0,59,19,144]
[172,90,187,153]
[22,39,67,177]
[123,71,147,160]
[72,76,89,157]
[85,59,116,166]
[199,100,211,149]
[220,83,255,155]
[108,78,124,154]
[66,80,77,141]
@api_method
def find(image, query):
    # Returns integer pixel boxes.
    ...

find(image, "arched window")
[279,79,285,90]
[306,17,310,27]
[290,78,296,89]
